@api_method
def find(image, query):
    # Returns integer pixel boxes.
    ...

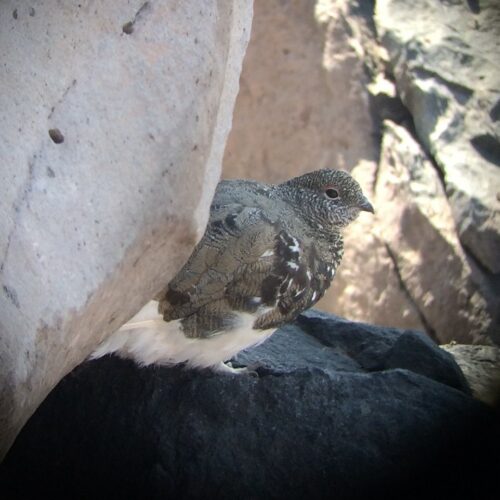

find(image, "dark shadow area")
[1,312,498,500]
[466,0,481,14]
[490,98,500,122]
[471,134,500,167]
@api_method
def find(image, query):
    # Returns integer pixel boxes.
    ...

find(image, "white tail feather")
[119,300,162,325]
[118,319,162,331]
[91,300,276,370]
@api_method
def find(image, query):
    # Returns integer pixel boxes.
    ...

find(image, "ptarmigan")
[92,169,374,373]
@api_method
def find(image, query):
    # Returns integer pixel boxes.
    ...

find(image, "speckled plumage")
[92,169,373,373]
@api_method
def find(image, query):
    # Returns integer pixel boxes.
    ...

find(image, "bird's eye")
[325,188,339,199]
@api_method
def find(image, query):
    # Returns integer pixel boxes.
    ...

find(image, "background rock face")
[0,0,252,460]
[222,0,378,182]
[376,0,500,274]
[1,311,498,499]
[375,121,496,344]
[223,0,500,345]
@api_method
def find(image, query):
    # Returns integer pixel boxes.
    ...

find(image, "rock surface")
[1,310,497,499]
[442,343,500,407]
[0,0,252,460]
[327,120,499,345]
[375,121,498,344]
[222,0,378,182]
[376,0,500,274]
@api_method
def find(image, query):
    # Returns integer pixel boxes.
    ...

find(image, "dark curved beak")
[359,197,375,214]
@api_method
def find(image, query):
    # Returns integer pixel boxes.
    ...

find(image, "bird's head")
[277,169,374,229]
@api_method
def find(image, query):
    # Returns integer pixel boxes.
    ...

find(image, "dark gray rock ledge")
[1,310,498,499]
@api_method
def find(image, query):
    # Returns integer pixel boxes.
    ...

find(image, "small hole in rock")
[123,22,134,34]
[49,129,64,144]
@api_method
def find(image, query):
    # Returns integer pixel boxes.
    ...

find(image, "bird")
[91,169,374,374]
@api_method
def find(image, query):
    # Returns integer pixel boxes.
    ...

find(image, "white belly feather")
[91,301,275,370]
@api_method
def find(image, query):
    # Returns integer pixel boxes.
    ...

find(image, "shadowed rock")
[1,311,497,499]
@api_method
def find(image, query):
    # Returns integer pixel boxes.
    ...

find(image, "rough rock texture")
[1,310,498,500]
[375,121,498,345]
[376,0,500,274]
[222,0,378,182]
[0,0,252,460]
[442,343,500,407]
[327,120,499,344]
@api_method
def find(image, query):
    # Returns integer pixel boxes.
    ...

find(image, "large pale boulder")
[222,0,378,182]
[0,0,252,460]
[376,0,500,274]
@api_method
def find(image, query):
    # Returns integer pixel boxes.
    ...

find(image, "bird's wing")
[158,202,280,320]
[159,201,336,332]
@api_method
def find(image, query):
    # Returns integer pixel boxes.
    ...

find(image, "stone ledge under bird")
[91,169,374,374]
